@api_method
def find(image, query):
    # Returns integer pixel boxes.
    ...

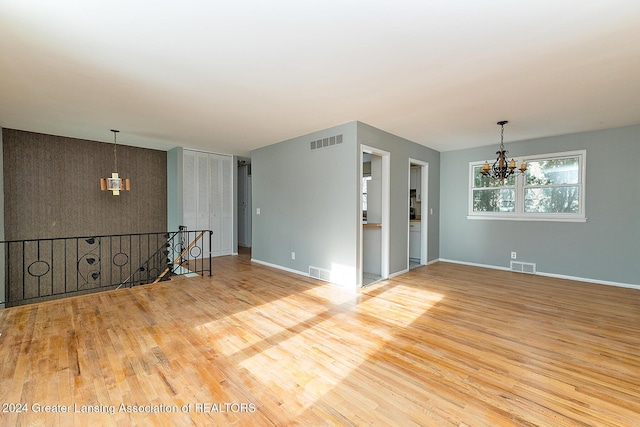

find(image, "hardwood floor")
[1,254,639,426]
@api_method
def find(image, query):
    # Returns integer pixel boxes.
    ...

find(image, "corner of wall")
[167,147,183,231]
[232,155,238,254]
[0,128,5,308]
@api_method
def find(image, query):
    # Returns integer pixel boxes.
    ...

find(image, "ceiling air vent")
[310,134,343,151]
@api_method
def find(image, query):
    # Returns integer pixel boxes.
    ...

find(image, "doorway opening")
[408,160,428,270]
[237,161,252,252]
[360,146,390,287]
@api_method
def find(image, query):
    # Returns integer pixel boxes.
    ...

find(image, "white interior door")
[183,150,233,259]
[209,153,233,257]
[221,155,233,254]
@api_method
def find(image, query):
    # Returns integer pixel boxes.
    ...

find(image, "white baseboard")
[250,257,640,291]
[438,258,511,272]
[535,271,640,290]
[436,258,640,290]
[250,258,310,278]
[389,268,408,279]
[250,258,360,289]
[393,259,439,278]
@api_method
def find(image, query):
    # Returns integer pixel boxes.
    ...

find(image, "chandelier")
[480,121,527,181]
[100,129,130,195]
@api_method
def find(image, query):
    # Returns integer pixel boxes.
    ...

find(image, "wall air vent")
[310,134,343,151]
[510,261,536,274]
[309,266,332,282]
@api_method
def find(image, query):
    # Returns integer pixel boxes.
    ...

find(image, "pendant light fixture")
[100,129,130,195]
[480,121,527,181]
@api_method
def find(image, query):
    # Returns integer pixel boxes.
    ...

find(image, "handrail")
[153,231,208,284]
[116,231,182,290]
[0,231,185,244]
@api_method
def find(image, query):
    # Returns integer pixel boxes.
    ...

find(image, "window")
[469,150,586,222]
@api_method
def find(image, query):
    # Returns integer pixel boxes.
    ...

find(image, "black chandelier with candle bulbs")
[480,121,527,181]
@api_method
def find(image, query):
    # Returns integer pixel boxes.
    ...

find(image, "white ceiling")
[1,1,639,156]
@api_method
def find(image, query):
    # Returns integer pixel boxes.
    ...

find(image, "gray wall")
[440,124,640,286]
[251,122,359,285]
[357,122,441,273]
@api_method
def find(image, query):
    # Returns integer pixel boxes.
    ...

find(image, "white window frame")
[468,150,586,222]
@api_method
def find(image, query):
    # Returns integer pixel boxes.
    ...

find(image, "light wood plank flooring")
[1,254,639,426]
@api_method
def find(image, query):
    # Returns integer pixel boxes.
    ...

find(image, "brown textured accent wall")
[3,129,167,240]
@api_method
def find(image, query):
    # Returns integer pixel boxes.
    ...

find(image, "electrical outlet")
[511,252,517,259]
[256,208,260,215]
[291,252,295,260]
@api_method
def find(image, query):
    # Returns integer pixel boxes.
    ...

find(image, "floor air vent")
[309,266,332,282]
[310,134,343,151]
[510,261,536,274]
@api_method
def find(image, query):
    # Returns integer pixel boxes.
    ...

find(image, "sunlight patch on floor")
[234,311,381,413]
[205,282,444,419]
[301,281,360,306]
[194,282,356,357]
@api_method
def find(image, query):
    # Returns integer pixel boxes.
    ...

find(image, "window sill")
[467,214,587,223]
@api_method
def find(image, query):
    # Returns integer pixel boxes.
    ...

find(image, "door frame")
[358,145,390,287]
[408,159,428,268]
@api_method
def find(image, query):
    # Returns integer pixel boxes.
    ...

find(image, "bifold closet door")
[182,150,233,258]
[208,153,233,257]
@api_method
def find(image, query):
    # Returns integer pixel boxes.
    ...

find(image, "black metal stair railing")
[118,229,212,289]
[0,229,212,308]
